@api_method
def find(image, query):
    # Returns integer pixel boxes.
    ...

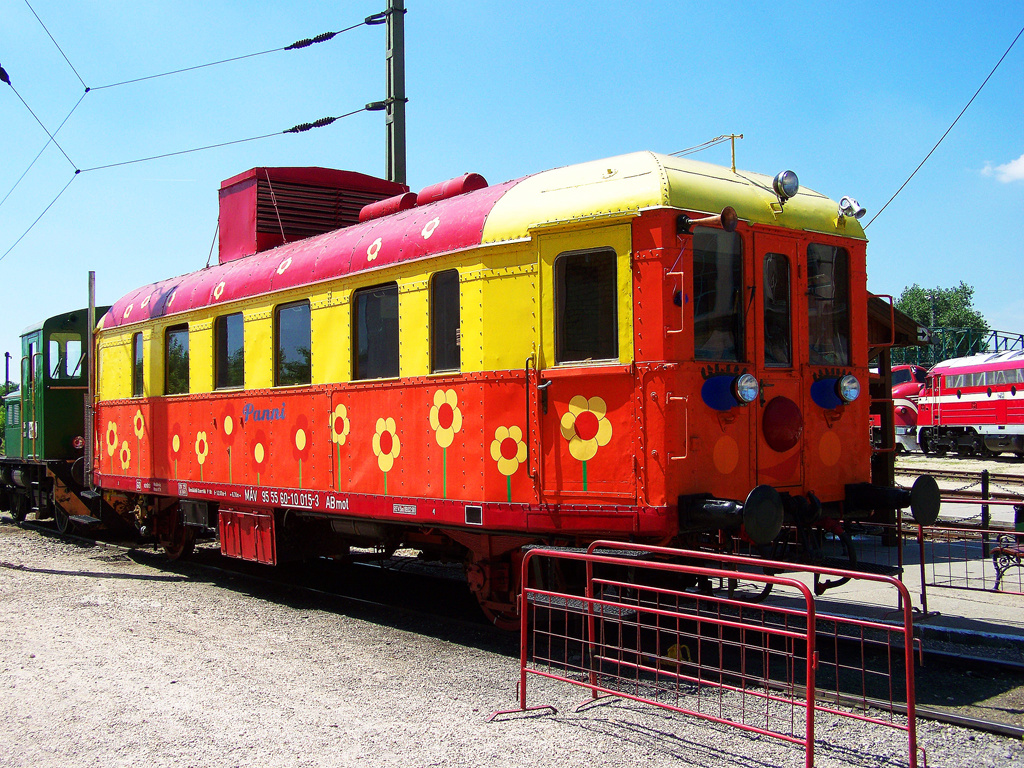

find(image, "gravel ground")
[1,517,1022,768]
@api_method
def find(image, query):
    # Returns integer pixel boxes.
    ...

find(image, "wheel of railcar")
[53,502,72,535]
[11,494,29,523]
[161,526,196,560]
[158,506,196,561]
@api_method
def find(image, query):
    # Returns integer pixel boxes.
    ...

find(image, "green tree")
[895,282,990,364]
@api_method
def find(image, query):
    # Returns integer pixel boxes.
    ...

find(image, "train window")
[554,248,618,364]
[431,270,460,373]
[275,301,311,386]
[132,333,144,397]
[693,228,744,361]
[763,253,791,367]
[48,333,83,380]
[892,369,912,385]
[215,313,245,390]
[353,283,399,380]
[807,244,850,366]
[165,325,190,395]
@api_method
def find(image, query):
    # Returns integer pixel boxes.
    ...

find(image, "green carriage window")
[431,270,460,373]
[807,244,850,366]
[353,283,399,380]
[693,228,744,362]
[555,248,618,364]
[275,301,311,387]
[48,333,83,380]
[165,325,189,395]
[215,313,245,390]
[132,333,144,397]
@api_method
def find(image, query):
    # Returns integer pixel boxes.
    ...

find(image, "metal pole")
[85,271,96,491]
[386,0,407,185]
[981,469,990,558]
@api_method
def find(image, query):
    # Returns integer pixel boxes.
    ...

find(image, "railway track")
[895,464,1024,500]
[10,515,1024,741]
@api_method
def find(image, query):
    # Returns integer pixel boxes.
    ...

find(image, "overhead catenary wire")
[866,23,1024,229]
[1,106,373,262]
[2,74,79,171]
[89,17,382,92]
[0,174,78,265]
[79,107,371,173]
[23,0,88,89]
[0,91,88,209]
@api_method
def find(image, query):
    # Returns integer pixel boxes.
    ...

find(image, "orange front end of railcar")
[631,206,879,543]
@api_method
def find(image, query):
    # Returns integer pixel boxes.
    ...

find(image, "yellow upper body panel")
[481,151,864,245]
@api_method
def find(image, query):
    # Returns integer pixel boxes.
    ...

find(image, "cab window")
[555,248,617,364]
[807,244,850,366]
[763,253,791,367]
[48,333,83,380]
[693,228,744,361]
[165,325,189,395]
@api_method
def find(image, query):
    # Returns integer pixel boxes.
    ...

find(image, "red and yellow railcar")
[93,153,936,623]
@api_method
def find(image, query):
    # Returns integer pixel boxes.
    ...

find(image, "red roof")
[102,177,521,330]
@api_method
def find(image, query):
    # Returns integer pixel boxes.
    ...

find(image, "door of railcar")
[753,233,804,491]
[535,229,638,515]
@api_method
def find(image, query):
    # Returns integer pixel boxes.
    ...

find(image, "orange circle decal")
[713,436,739,475]
[819,431,841,467]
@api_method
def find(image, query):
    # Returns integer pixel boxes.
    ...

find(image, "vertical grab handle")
[666,271,685,335]
[667,394,688,461]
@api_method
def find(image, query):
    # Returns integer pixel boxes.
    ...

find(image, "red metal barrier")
[492,543,922,768]
[921,525,1024,595]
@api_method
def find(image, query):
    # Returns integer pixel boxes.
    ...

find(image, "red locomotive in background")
[917,351,1024,458]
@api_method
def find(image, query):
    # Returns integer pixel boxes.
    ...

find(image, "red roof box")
[218,167,407,264]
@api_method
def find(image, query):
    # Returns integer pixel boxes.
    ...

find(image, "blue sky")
[2,1,1022,367]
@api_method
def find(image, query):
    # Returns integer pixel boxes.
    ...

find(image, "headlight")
[773,170,799,202]
[733,373,760,404]
[837,374,861,403]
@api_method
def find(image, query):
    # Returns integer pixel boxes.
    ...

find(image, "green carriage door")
[21,331,43,459]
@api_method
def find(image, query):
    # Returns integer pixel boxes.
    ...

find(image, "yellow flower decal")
[123,303,133,320]
[560,395,612,462]
[172,434,180,453]
[133,409,145,439]
[330,404,350,445]
[372,417,401,474]
[490,426,527,477]
[195,432,209,465]
[105,421,118,457]
[119,441,131,470]
[254,443,265,464]
[213,282,225,300]
[429,389,463,448]
[223,416,233,437]
[277,256,292,275]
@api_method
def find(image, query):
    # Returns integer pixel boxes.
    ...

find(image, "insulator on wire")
[285,30,341,50]
[284,116,339,133]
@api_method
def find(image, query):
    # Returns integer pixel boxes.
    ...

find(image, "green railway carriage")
[1,308,108,524]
